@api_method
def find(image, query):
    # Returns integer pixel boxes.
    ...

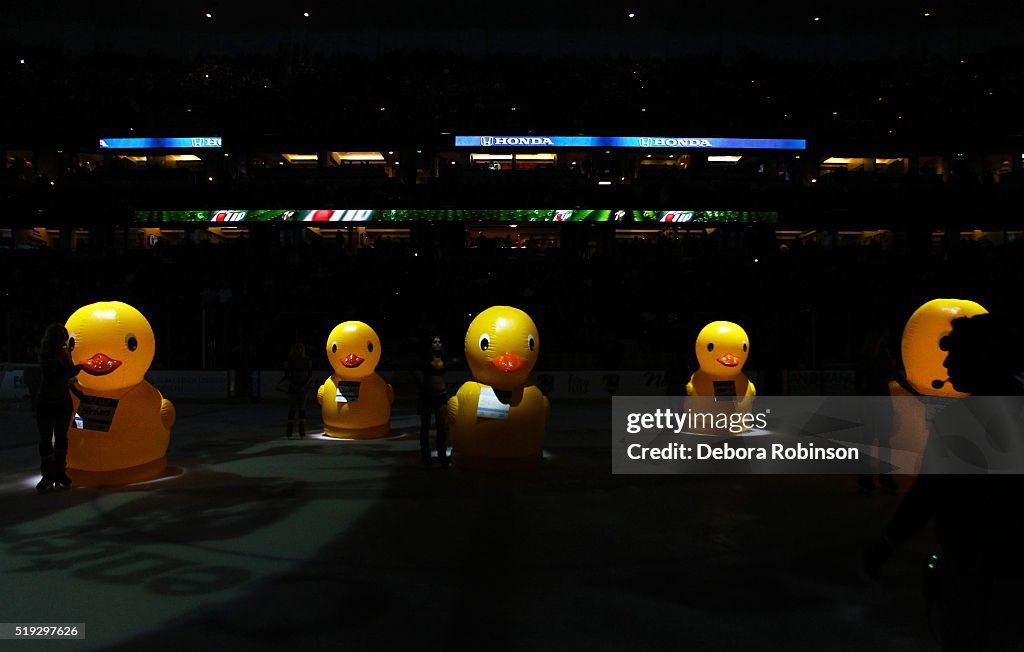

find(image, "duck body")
[69,380,174,482]
[317,372,393,438]
[448,381,549,467]
[686,371,756,414]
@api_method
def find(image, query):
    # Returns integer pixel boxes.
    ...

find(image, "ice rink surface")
[1,399,938,651]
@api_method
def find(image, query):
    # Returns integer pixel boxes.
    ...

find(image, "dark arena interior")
[2,3,1024,650]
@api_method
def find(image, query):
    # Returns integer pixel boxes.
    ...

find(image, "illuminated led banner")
[454,135,806,150]
[99,137,222,149]
[134,209,777,223]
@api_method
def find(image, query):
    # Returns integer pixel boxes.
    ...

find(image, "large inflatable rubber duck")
[898,298,988,397]
[317,321,393,438]
[685,321,756,433]
[65,301,175,485]
[448,306,550,468]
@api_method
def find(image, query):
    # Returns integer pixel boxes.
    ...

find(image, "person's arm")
[69,377,85,399]
[276,360,290,391]
[59,349,82,377]
[411,356,426,386]
[42,355,81,381]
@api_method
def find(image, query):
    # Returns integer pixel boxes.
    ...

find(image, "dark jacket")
[37,349,81,405]
[284,355,312,394]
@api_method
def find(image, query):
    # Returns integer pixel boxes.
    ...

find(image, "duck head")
[465,306,539,390]
[326,321,382,380]
[902,298,987,396]
[695,321,749,379]
[65,301,155,392]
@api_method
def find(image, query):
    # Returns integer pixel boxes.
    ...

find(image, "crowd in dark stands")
[2,46,1023,382]
[2,47,1023,212]
[3,46,1023,145]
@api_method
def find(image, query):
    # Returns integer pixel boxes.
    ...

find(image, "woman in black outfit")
[36,322,82,493]
[418,336,449,467]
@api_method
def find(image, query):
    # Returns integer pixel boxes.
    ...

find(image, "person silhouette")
[417,336,449,467]
[863,313,1024,650]
[283,341,312,438]
[35,323,82,493]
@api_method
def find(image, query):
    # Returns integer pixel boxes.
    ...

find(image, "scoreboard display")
[134,209,778,224]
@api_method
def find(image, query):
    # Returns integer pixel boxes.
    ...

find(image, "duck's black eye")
[707,342,714,352]
[68,337,76,351]
[528,334,535,351]
[368,341,374,352]
[127,336,138,352]
[479,333,490,351]
[742,342,748,353]
[332,343,338,354]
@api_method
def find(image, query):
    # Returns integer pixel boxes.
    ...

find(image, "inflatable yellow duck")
[317,321,393,438]
[448,306,549,468]
[65,301,175,484]
[686,321,756,433]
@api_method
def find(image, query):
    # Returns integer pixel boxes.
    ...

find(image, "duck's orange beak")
[341,353,364,368]
[492,352,527,373]
[82,352,122,376]
[717,353,740,368]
